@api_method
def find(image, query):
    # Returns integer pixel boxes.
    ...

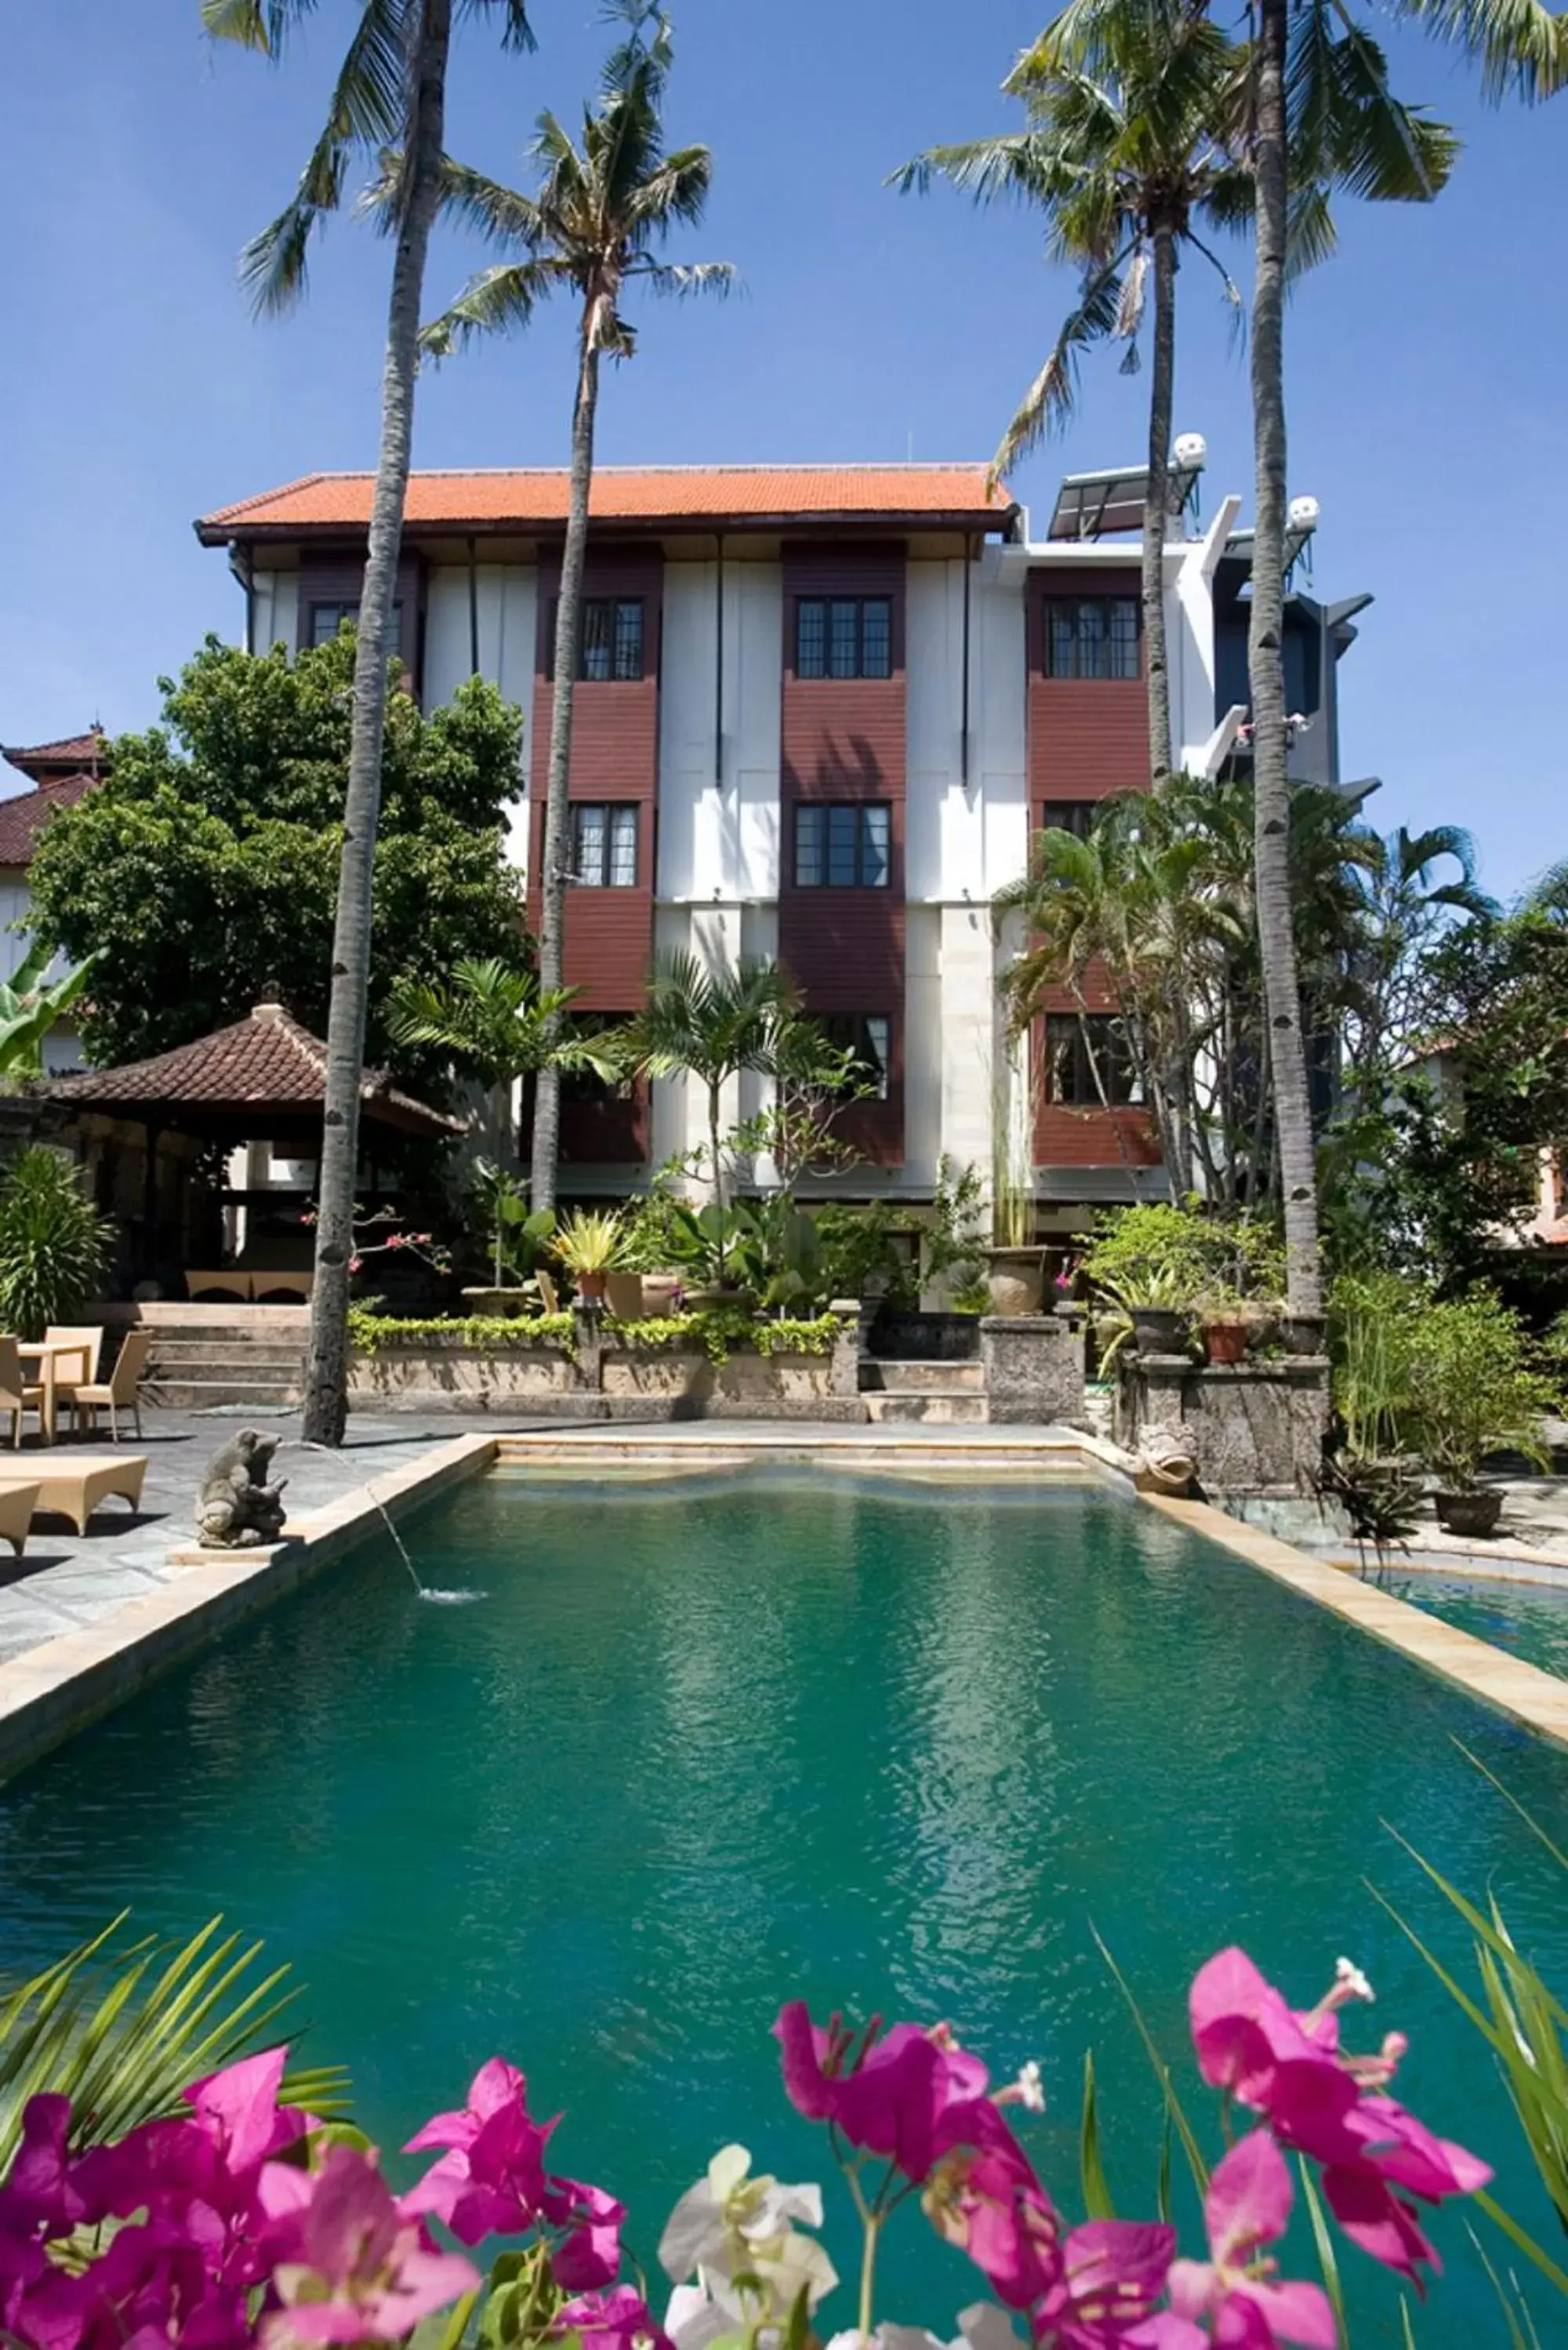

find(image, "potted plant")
[985,1114,1044,1315]
[549,1208,630,1302]
[1196,1290,1252,1365]
[461,1160,554,1316]
[1099,1267,1192,1355]
[1403,1291,1556,1538]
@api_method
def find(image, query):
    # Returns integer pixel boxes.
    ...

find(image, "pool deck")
[2,1410,1568,1778]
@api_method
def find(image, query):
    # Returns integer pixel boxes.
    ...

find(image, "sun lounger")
[0,1455,148,1535]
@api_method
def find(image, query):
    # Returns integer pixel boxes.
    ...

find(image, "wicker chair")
[67,1328,153,1443]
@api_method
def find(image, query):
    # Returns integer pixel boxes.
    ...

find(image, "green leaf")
[1298,2157,1348,2349]
[1079,2049,1116,2218]
[1475,2188,1568,2301]
[1091,1927,1209,2195]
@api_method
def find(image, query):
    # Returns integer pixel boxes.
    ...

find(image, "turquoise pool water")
[2,1469,1567,2347]
[1401,1570,1568,1680]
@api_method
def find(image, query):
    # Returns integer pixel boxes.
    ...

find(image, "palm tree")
[387,954,624,1134]
[205,0,533,1446]
[895,0,1252,783]
[416,2,731,1215]
[619,954,800,1278]
[1243,0,1555,1313]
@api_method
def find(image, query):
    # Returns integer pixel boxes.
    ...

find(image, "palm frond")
[1396,0,1568,100]
[637,259,736,299]
[201,0,318,53]
[238,0,413,312]
[0,1915,349,2167]
[422,258,561,352]
[459,0,536,52]
[991,252,1130,479]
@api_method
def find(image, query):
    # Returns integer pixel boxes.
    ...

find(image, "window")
[571,803,638,888]
[1038,801,1103,840]
[1044,1014,1142,1106]
[1044,597,1140,681]
[307,600,401,648]
[795,597,893,680]
[793,803,891,888]
[576,599,644,681]
[820,1014,892,1102]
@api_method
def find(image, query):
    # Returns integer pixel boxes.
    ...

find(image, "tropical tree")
[618,956,801,1277]
[895,0,1253,783]
[414,1,731,1215]
[204,0,534,1447]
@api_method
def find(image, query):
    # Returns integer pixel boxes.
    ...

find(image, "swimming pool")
[1400,1567,1568,1681]
[2,1469,1565,2345]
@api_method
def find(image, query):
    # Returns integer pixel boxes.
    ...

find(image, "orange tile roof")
[198,464,1016,540]
[0,772,101,867]
[48,1000,462,1137]
[2,728,108,783]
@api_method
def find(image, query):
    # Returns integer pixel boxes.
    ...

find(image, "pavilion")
[43,994,461,1292]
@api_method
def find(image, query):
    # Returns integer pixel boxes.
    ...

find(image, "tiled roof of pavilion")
[0,772,100,866]
[46,998,462,1138]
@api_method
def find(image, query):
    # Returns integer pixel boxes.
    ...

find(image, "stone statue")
[1133,1423,1197,1498]
[196,1429,289,1549]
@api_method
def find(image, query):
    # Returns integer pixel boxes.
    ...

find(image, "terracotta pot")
[985,1248,1046,1317]
[640,1272,684,1315]
[575,1269,608,1302]
[1203,1317,1249,1365]
[1435,1487,1503,1539]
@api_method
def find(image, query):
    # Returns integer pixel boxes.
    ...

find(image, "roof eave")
[196,503,1019,547]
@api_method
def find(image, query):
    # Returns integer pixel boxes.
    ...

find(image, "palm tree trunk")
[1247,0,1323,1316]
[302,0,450,1447]
[1142,222,1176,785]
[530,330,601,1215]
[708,1075,726,1283]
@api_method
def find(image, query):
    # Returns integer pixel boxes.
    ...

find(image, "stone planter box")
[1116,1353,1330,1493]
[348,1313,859,1420]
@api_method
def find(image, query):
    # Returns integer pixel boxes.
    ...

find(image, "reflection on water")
[1402,1571,1568,1682]
[1,1469,1566,2347]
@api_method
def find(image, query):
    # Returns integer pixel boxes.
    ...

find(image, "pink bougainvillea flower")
[1033,2219,1177,2348]
[403,2058,555,2244]
[774,2006,1014,2185]
[545,2178,626,2292]
[1188,1950,1489,2290]
[1165,2133,1334,2348]
[0,2098,85,2238]
[924,2143,1062,2312]
[258,2145,477,2346]
[554,2284,673,2350]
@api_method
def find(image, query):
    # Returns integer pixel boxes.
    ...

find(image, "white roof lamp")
[1172,431,1207,472]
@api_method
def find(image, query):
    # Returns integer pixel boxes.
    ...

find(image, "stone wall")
[1116,1353,1330,1493]
[978,1315,1087,1426]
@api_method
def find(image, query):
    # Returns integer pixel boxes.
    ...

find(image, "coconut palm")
[387,957,622,1094]
[204,0,534,1446]
[414,2,731,1215]
[1243,0,1557,1314]
[895,0,1252,784]
[619,955,800,1277]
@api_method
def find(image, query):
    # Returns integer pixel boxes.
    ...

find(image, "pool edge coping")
[1148,1492,1568,1753]
[0,1432,497,1783]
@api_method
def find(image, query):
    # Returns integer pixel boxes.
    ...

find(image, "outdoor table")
[17,1337,93,1445]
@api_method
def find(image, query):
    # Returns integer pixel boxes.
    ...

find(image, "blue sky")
[3,0,1562,896]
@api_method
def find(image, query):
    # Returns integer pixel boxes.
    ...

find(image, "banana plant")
[0,941,96,1083]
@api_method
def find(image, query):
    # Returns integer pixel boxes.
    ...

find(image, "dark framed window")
[820,1013,892,1102]
[1038,800,1103,840]
[575,599,644,681]
[1044,597,1140,681]
[795,596,893,680]
[308,600,401,648]
[1045,1014,1141,1106]
[793,802,891,888]
[571,803,639,888]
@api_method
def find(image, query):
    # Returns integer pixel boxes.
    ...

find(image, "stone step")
[860,1359,984,1393]
[147,1346,303,1373]
[862,1393,990,1426]
[142,1379,303,1411]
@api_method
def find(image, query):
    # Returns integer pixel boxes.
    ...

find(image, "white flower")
[1335,1956,1374,2003]
[1013,2061,1044,2113]
[659,2145,836,2334]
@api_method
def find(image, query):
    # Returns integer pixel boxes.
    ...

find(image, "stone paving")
[0,1408,568,1669]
